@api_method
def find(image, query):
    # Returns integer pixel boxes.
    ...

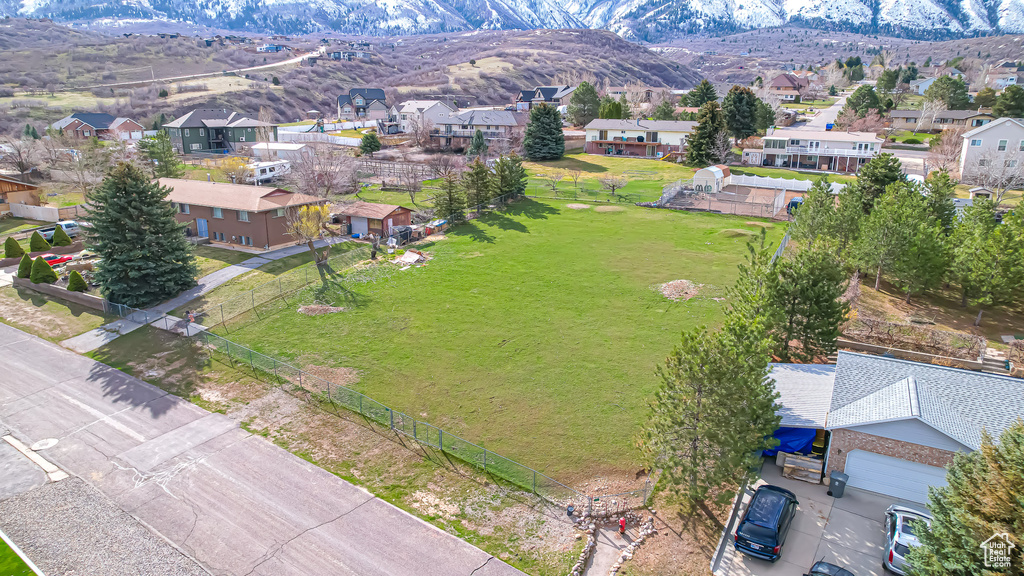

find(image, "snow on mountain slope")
[4,0,1024,36]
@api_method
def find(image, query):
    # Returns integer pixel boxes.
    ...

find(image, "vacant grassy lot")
[211,198,782,482]
[523,153,698,203]
[0,286,112,342]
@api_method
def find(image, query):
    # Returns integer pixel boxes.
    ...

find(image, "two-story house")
[767,74,808,101]
[163,109,278,154]
[584,119,697,158]
[888,109,995,131]
[958,118,1024,182]
[430,110,526,150]
[163,178,326,249]
[743,128,882,173]
[390,100,458,134]
[50,113,145,140]
[337,88,387,121]
[514,86,576,111]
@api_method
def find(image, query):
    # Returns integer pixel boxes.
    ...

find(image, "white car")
[884,504,932,574]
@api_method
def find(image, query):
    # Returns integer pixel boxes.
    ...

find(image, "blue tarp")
[763,427,818,456]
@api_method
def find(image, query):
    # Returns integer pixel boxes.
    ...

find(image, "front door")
[196,218,209,237]
[387,217,393,235]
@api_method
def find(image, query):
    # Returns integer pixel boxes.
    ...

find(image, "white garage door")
[844,450,948,504]
[351,217,368,236]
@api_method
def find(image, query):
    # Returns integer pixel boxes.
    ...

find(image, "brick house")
[163,109,278,154]
[161,178,325,249]
[584,119,697,158]
[331,202,412,237]
[50,113,145,140]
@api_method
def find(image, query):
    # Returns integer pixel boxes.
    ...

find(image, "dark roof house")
[337,88,387,119]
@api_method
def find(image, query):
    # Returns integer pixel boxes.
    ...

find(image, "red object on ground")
[619,518,626,533]
[40,253,73,266]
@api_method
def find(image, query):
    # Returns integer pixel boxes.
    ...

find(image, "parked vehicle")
[40,253,73,267]
[733,485,799,562]
[805,560,855,576]
[245,160,291,184]
[38,221,81,242]
[884,505,932,575]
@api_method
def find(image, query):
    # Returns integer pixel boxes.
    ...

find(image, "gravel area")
[0,478,207,576]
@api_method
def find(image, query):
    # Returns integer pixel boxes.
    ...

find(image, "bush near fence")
[841,316,985,360]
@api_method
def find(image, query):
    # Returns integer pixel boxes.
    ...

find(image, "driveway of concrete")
[0,321,523,576]
[714,461,902,576]
[790,95,849,132]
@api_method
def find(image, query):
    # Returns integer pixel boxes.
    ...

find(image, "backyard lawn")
[522,153,698,203]
[192,245,254,278]
[0,217,47,237]
[208,198,784,482]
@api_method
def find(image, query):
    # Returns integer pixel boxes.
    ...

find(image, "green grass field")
[0,537,34,576]
[192,245,254,279]
[730,166,859,185]
[210,198,782,481]
[0,218,47,237]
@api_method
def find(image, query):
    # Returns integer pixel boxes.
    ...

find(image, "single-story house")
[583,119,697,158]
[161,178,326,249]
[50,113,145,140]
[888,109,995,130]
[331,202,412,237]
[823,351,1024,504]
[0,175,40,214]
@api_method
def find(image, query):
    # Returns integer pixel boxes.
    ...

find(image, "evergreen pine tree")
[948,202,1024,323]
[51,225,73,247]
[138,132,184,178]
[462,158,494,209]
[923,171,958,234]
[433,173,466,222]
[360,132,382,157]
[87,163,198,307]
[754,99,774,133]
[828,85,837,96]
[598,96,622,119]
[722,86,759,143]
[617,94,632,119]
[67,270,88,292]
[683,80,718,108]
[993,84,1024,118]
[566,81,600,127]
[29,231,50,252]
[466,129,488,157]
[973,87,998,108]
[686,101,727,167]
[854,184,930,290]
[923,76,970,110]
[651,99,677,121]
[852,153,905,211]
[4,236,24,259]
[16,254,32,278]
[906,421,1024,576]
[523,104,564,161]
[494,154,527,198]
[29,257,57,284]
[772,247,849,362]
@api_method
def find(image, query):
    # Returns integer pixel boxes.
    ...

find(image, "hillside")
[2,0,1024,39]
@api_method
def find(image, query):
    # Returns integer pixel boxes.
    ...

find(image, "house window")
[179,203,190,214]
[998,139,1007,151]
[645,131,659,143]
[213,207,223,219]
[598,130,608,140]
[1020,140,1024,151]
[275,208,285,218]
[199,128,205,136]
[84,130,91,137]
[1007,160,1019,168]
[184,129,190,137]
[238,210,249,222]
[978,159,988,166]
[789,139,801,146]
[190,143,201,151]
[970,139,982,147]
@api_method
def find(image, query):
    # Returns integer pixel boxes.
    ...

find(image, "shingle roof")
[159,178,325,212]
[393,100,455,114]
[827,351,1024,450]
[961,117,1024,138]
[584,119,698,132]
[769,363,836,428]
[435,110,524,127]
[69,112,117,130]
[769,74,807,89]
[331,201,407,219]
[339,88,386,107]
[889,109,992,120]
[163,109,273,129]
[765,128,881,143]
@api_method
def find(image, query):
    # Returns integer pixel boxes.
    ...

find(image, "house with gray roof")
[163,109,277,154]
[822,351,1024,503]
[430,109,526,150]
[337,88,387,121]
[51,113,145,141]
[514,85,576,111]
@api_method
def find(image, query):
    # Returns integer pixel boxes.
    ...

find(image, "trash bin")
[827,471,849,498]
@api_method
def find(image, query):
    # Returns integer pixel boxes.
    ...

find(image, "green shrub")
[158,89,169,98]
[29,231,50,252]
[67,270,88,292]
[51,225,73,247]
[903,137,922,145]
[29,256,57,284]
[4,236,24,258]
[16,253,32,278]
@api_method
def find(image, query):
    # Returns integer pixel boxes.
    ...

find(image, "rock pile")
[566,520,596,576]
[608,516,657,575]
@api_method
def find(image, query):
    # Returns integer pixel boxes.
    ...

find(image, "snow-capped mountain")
[3,0,1023,38]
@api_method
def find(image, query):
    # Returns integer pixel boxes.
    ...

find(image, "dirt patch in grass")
[744,221,772,227]
[657,280,700,302]
[0,286,111,342]
[618,490,730,576]
[566,203,591,210]
[595,206,625,212]
[719,229,757,238]
[298,304,346,316]
[302,365,361,386]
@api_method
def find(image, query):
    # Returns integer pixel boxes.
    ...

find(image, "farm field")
[209,198,784,483]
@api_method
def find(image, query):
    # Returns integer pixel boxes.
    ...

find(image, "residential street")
[0,321,523,576]
[790,95,848,131]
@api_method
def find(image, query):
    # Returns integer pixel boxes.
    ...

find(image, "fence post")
[298,370,303,390]
[359,394,362,414]
[389,408,394,430]
[220,304,225,326]
[273,358,279,381]
[642,479,648,507]
[413,420,417,441]
[533,470,537,494]
[251,291,256,312]
[439,429,443,451]
[248,348,254,371]
[483,449,487,471]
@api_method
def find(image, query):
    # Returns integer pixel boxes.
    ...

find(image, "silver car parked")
[884,504,933,575]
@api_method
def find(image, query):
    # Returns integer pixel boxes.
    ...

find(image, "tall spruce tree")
[923,171,958,234]
[462,158,494,209]
[494,154,527,198]
[433,173,467,222]
[923,76,970,110]
[772,247,850,362]
[906,421,1024,576]
[683,79,718,108]
[138,132,184,178]
[87,163,197,307]
[523,104,565,161]
[686,101,727,167]
[598,95,622,120]
[854,184,929,290]
[566,81,600,127]
[754,99,774,133]
[852,153,905,212]
[722,85,759,143]
[466,129,488,157]
[948,201,1024,323]
[993,84,1024,118]
[651,99,677,121]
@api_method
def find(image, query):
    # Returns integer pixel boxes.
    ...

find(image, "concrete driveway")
[714,462,895,576]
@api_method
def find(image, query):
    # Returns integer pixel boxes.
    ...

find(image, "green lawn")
[523,153,698,203]
[0,537,34,576]
[192,245,254,279]
[781,98,835,110]
[209,198,783,481]
[887,130,936,144]
[0,286,112,342]
[0,218,47,237]
[730,166,859,185]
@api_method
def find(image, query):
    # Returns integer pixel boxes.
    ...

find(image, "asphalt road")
[0,322,524,576]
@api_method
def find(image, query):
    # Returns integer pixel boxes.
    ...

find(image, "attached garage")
[843,450,948,504]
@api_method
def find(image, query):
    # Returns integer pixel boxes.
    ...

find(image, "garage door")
[844,450,948,504]
[351,217,368,236]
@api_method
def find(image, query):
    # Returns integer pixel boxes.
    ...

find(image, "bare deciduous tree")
[916,100,947,134]
[850,109,886,133]
[889,83,910,110]
[407,117,434,147]
[823,62,846,89]
[428,153,465,179]
[567,168,582,189]
[599,175,628,196]
[927,126,967,174]
[0,137,39,178]
[711,132,735,164]
[962,149,1024,206]
[289,142,357,198]
[256,106,275,142]
[836,108,859,130]
[542,171,563,195]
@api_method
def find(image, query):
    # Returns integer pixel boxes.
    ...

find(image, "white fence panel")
[277,132,361,147]
[9,203,60,221]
